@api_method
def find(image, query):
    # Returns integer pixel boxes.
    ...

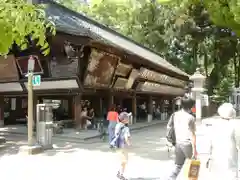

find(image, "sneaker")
[117,172,127,180]
[117,171,122,179]
[120,175,128,180]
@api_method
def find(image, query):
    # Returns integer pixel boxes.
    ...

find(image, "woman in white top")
[207,103,240,179]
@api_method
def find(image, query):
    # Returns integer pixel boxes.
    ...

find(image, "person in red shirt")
[107,104,119,144]
[191,106,196,114]
[191,106,196,117]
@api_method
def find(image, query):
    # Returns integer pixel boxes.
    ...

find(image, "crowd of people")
[48,96,240,180]
[166,97,240,180]
[108,97,240,180]
[76,102,131,131]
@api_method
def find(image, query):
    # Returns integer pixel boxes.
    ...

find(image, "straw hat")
[217,103,236,119]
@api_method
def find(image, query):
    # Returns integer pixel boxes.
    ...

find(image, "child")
[115,112,131,180]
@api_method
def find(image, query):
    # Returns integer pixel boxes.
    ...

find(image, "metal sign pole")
[27,56,35,146]
[20,56,43,154]
[27,72,34,146]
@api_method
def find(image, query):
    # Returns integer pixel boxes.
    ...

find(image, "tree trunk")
[203,48,208,77]
[233,53,238,87]
[237,56,240,87]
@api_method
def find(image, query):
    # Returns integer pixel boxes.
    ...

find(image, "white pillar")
[195,91,202,122]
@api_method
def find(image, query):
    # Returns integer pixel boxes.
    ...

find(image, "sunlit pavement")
[0,149,175,180]
[0,123,214,180]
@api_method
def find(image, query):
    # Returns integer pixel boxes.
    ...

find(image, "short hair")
[118,112,129,122]
[181,97,194,110]
[109,104,116,111]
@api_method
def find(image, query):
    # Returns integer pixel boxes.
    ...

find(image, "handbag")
[179,158,201,180]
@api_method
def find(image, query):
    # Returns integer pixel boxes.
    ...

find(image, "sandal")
[117,171,122,179]
[120,175,128,180]
[117,172,128,180]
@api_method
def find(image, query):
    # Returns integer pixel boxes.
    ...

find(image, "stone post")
[195,91,202,122]
[190,68,206,123]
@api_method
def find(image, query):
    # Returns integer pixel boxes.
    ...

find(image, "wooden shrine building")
[0,1,189,126]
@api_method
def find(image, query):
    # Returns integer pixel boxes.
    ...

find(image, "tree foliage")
[157,0,240,35]
[0,0,55,55]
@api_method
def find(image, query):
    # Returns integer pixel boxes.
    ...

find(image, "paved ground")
[0,123,211,180]
[0,120,167,142]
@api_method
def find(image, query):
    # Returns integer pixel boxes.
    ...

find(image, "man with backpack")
[110,112,131,180]
[166,97,197,180]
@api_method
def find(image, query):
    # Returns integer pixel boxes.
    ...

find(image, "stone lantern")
[190,68,206,121]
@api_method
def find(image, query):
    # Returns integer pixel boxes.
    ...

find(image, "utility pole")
[20,56,42,155]
[27,56,35,146]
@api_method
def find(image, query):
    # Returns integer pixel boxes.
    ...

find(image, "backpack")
[166,113,176,146]
[110,125,125,148]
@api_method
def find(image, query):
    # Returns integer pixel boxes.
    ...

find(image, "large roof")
[45,1,189,78]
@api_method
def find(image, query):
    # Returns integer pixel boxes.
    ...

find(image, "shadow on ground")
[0,141,22,157]
[0,126,174,180]
[0,125,174,162]
[43,131,174,161]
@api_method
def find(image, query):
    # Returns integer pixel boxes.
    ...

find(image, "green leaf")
[156,0,172,3]
[0,0,55,55]
[42,48,50,56]
[40,42,49,50]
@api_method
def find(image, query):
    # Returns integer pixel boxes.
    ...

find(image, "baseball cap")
[118,112,129,121]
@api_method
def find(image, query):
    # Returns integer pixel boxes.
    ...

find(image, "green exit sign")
[32,75,41,86]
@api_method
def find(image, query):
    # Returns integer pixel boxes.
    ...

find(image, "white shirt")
[208,118,240,179]
[168,109,195,143]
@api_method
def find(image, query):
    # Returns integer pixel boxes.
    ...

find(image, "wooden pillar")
[108,93,114,109]
[147,96,153,122]
[160,98,164,120]
[165,98,170,120]
[99,97,103,117]
[167,98,172,118]
[74,94,82,128]
[171,98,175,114]
[0,96,4,127]
[68,98,73,119]
[119,98,123,107]
[132,94,137,124]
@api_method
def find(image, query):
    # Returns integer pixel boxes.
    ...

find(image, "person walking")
[107,104,119,144]
[167,97,197,180]
[114,112,131,180]
[206,103,240,179]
